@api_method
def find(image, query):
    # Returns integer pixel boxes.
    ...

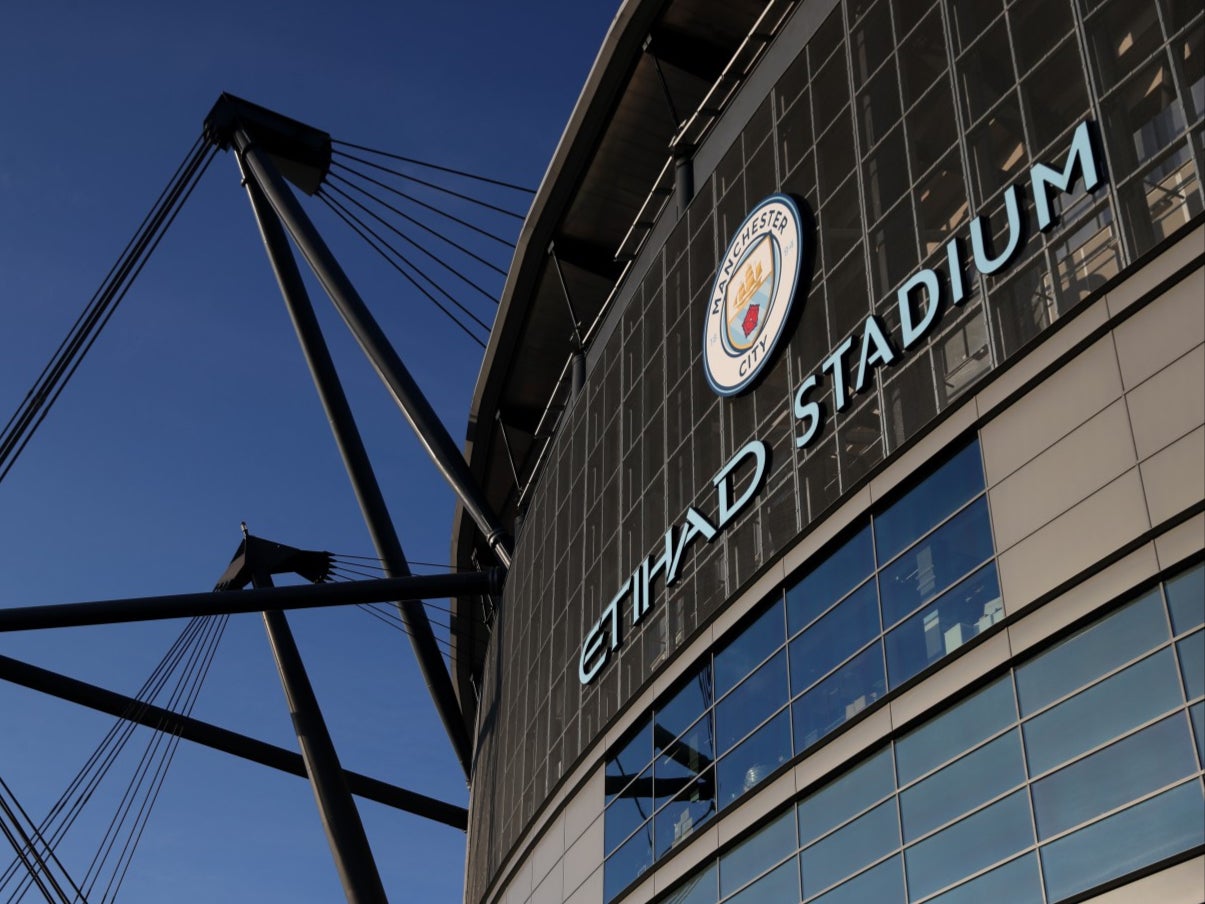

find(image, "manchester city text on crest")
[703,195,805,397]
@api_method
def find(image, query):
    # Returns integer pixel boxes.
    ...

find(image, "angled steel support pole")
[255,572,388,904]
[236,153,472,777]
[235,130,513,572]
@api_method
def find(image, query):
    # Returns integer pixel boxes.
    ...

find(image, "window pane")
[1179,633,1204,700]
[927,853,1042,904]
[808,855,904,904]
[719,809,796,898]
[1023,649,1183,775]
[717,709,791,810]
[655,766,716,859]
[657,713,715,796]
[608,719,652,803]
[715,601,786,697]
[895,676,1016,784]
[1167,563,1205,634]
[904,789,1033,901]
[717,651,789,754]
[879,498,994,627]
[885,563,1001,686]
[801,799,900,896]
[657,665,716,741]
[790,580,879,695]
[794,643,886,752]
[1015,588,1166,715]
[1032,714,1197,839]
[606,765,654,854]
[662,861,717,904]
[1040,782,1205,902]
[727,857,799,904]
[605,825,654,903]
[799,747,895,847]
[787,526,874,634]
[900,729,1026,841]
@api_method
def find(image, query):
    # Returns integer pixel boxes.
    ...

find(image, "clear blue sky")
[0,2,616,900]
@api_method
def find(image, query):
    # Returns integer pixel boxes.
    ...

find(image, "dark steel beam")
[0,571,501,633]
[235,130,513,570]
[0,653,467,830]
[256,572,387,904]
[236,157,473,777]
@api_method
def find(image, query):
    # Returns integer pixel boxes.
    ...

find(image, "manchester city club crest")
[703,195,805,396]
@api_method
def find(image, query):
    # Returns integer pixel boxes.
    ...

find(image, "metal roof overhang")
[450,0,779,730]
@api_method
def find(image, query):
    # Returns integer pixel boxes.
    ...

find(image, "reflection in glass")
[605,764,653,855]
[1040,782,1205,902]
[1031,714,1196,839]
[715,601,785,697]
[798,747,894,847]
[873,441,984,563]
[880,498,994,626]
[1015,588,1166,715]
[904,789,1033,901]
[717,651,789,754]
[927,853,1042,904]
[1191,702,1205,764]
[900,729,1025,841]
[607,717,652,803]
[604,824,654,903]
[808,855,904,904]
[895,676,1015,783]
[1023,649,1183,775]
[717,709,791,810]
[656,666,714,743]
[794,643,886,752]
[661,861,716,904]
[801,799,900,896]
[790,580,879,694]
[787,525,874,634]
[654,766,716,859]
[884,563,1001,686]
[719,809,796,899]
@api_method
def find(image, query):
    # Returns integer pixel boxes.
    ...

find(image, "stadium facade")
[450,1,1205,902]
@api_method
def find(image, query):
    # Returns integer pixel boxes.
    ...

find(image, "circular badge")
[703,194,805,397]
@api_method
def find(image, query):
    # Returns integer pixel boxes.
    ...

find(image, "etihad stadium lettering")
[578,440,768,684]
[792,118,1104,449]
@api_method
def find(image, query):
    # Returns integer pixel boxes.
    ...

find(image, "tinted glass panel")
[717,709,791,810]
[715,601,786,697]
[884,563,1001,686]
[879,498,994,626]
[895,677,1016,783]
[605,764,653,854]
[1040,782,1205,902]
[1191,702,1205,764]
[794,643,886,751]
[657,667,716,741]
[927,853,1042,904]
[798,747,895,847]
[800,799,900,896]
[605,827,654,903]
[789,580,879,694]
[900,729,1025,841]
[662,862,716,904]
[1031,714,1197,839]
[904,789,1033,901]
[787,526,875,634]
[1167,563,1205,634]
[716,651,789,754]
[608,719,652,801]
[719,809,796,898]
[874,441,985,563]
[1015,588,1166,715]
[726,858,799,904]
[1023,649,1183,775]
[809,855,904,904]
